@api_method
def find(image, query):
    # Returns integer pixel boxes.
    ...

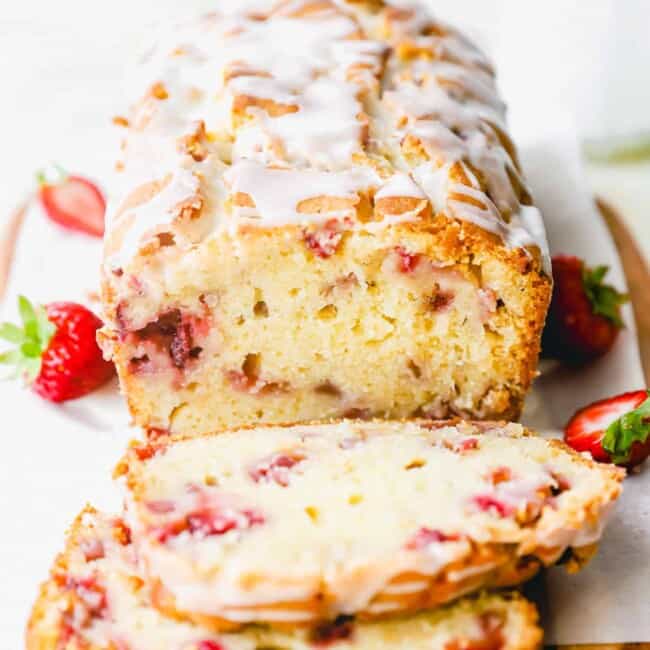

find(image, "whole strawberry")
[37,166,106,237]
[0,296,115,402]
[565,390,650,469]
[542,255,628,363]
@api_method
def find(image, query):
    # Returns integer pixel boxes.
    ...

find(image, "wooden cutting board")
[555,201,650,650]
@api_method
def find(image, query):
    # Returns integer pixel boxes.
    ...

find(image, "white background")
[2,0,650,254]
[1,1,649,646]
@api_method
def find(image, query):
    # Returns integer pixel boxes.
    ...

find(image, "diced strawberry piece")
[147,427,171,440]
[196,642,226,650]
[249,452,305,487]
[187,511,239,537]
[134,443,164,462]
[472,495,514,518]
[155,507,265,543]
[395,246,422,273]
[405,527,460,550]
[304,219,345,259]
[80,539,105,562]
[456,437,479,452]
[66,575,108,620]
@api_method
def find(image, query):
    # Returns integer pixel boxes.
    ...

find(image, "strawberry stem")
[582,264,628,327]
[602,391,650,464]
[35,163,68,188]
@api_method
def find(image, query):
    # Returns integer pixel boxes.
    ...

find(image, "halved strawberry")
[542,255,628,363]
[37,166,106,237]
[564,390,650,468]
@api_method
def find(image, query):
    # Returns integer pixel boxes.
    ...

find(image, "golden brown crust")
[26,507,102,650]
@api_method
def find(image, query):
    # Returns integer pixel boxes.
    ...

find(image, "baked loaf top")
[27,507,543,650]
[104,0,548,273]
[115,420,622,626]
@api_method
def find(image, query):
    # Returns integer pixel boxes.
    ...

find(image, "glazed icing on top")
[121,420,620,623]
[105,0,549,269]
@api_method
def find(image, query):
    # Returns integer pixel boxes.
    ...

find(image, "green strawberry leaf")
[0,323,25,344]
[602,391,650,464]
[0,296,54,385]
[0,349,22,365]
[18,294,38,337]
[582,265,628,327]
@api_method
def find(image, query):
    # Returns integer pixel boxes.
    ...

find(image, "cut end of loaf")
[102,223,550,435]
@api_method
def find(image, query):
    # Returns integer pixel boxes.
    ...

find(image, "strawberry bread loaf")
[99,0,551,434]
[27,506,543,650]
[114,419,622,629]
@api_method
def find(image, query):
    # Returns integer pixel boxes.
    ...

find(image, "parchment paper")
[0,139,646,645]
[520,141,648,644]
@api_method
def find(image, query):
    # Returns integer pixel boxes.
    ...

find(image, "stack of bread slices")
[27,2,624,649]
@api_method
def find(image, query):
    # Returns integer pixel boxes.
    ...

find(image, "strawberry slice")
[564,390,650,468]
[37,166,106,237]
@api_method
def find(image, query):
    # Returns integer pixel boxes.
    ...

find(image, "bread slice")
[99,0,551,435]
[27,507,543,650]
[115,419,623,628]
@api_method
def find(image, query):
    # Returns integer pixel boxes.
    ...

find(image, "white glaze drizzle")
[105,0,549,272]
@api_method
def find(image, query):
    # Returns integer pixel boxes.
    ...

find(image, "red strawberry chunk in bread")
[454,437,479,452]
[63,575,108,624]
[196,642,226,650]
[80,538,105,562]
[394,246,422,273]
[153,506,264,543]
[187,508,264,538]
[148,485,265,543]
[405,527,461,550]
[303,219,347,258]
[249,452,306,487]
[471,495,514,518]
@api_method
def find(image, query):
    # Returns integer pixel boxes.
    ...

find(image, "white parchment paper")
[520,141,648,644]
[0,139,646,645]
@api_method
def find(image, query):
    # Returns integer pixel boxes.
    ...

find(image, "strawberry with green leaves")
[542,255,628,363]
[565,390,650,469]
[0,296,115,402]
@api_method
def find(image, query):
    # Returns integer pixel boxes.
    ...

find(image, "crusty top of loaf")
[104,0,549,272]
